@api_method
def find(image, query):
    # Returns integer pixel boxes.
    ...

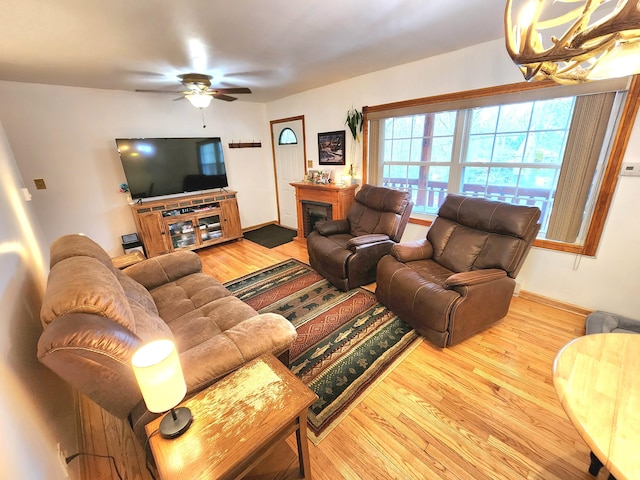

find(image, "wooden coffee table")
[145,354,318,480]
[553,333,640,480]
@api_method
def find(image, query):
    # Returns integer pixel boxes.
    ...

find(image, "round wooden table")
[553,333,640,480]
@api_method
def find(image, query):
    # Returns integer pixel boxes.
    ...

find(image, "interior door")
[271,117,306,230]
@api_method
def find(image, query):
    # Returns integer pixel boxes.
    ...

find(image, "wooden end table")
[553,333,640,480]
[145,354,318,480]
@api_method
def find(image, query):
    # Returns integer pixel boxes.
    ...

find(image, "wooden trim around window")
[581,74,640,256]
[363,77,640,256]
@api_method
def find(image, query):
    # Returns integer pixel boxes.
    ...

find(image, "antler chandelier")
[505,0,640,83]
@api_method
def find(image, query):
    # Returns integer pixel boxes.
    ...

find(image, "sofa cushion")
[41,257,135,332]
[124,251,203,290]
[150,273,232,322]
[167,296,259,351]
[49,234,116,272]
[178,312,298,392]
[116,270,158,317]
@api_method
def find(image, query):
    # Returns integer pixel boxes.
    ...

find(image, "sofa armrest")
[390,239,433,262]
[346,233,390,250]
[445,269,506,288]
[37,313,146,419]
[315,219,350,236]
[124,251,202,290]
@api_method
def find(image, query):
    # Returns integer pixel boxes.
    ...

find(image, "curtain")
[367,118,381,185]
[545,92,616,243]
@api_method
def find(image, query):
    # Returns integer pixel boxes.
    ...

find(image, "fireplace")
[302,201,332,237]
[290,182,358,241]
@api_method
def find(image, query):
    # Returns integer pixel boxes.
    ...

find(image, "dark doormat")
[243,224,297,248]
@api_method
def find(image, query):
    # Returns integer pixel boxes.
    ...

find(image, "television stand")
[129,191,242,257]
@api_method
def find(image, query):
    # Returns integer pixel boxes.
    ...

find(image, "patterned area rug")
[224,259,420,443]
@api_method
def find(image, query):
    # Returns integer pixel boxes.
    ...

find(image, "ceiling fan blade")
[135,89,186,94]
[212,87,252,94]
[213,94,237,102]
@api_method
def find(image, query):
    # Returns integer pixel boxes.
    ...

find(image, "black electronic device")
[116,137,228,200]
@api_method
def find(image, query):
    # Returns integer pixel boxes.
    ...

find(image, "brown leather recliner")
[376,194,541,347]
[307,184,413,291]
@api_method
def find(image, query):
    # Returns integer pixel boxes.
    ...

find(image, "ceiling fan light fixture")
[185,92,212,109]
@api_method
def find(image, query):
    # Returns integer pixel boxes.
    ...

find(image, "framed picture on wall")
[318,130,346,165]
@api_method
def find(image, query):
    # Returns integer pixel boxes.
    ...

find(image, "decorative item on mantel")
[228,140,262,148]
[345,107,363,185]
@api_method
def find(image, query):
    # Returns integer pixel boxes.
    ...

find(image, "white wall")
[0,82,278,256]
[266,39,640,318]
[2,38,639,316]
[0,121,71,478]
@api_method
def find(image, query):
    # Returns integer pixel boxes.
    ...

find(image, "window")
[381,96,578,237]
[278,127,298,145]
[365,78,640,255]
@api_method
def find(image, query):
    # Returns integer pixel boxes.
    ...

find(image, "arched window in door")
[278,127,298,145]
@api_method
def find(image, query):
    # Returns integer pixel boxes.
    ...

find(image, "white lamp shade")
[185,93,213,109]
[131,339,187,413]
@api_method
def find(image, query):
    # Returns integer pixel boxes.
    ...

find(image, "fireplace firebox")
[290,182,358,241]
[302,201,332,237]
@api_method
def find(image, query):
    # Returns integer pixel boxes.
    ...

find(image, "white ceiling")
[1,0,510,103]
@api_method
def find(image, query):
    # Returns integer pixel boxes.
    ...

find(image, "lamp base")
[159,407,192,439]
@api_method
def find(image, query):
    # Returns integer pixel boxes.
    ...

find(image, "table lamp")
[132,339,193,439]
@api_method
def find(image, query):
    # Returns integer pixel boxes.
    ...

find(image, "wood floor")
[78,237,611,480]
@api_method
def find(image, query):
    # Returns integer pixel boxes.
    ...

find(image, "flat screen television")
[116,137,228,200]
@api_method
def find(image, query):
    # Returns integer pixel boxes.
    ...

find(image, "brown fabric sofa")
[376,194,540,347]
[307,184,413,291]
[37,234,297,443]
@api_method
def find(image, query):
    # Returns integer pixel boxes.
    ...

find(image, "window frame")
[362,77,640,256]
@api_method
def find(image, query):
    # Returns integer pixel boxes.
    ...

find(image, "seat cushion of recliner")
[376,256,460,335]
[149,272,232,321]
[406,258,457,287]
[307,232,353,279]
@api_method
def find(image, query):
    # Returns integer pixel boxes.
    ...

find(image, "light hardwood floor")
[77,237,610,479]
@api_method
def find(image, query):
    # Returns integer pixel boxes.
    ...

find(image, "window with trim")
[365,77,639,255]
[278,127,298,145]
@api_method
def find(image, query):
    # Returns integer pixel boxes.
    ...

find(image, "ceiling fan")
[136,73,252,108]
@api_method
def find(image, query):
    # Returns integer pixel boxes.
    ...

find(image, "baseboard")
[242,221,278,233]
[518,290,593,316]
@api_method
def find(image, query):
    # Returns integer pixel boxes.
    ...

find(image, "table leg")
[588,451,617,479]
[296,412,312,479]
[589,451,604,476]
